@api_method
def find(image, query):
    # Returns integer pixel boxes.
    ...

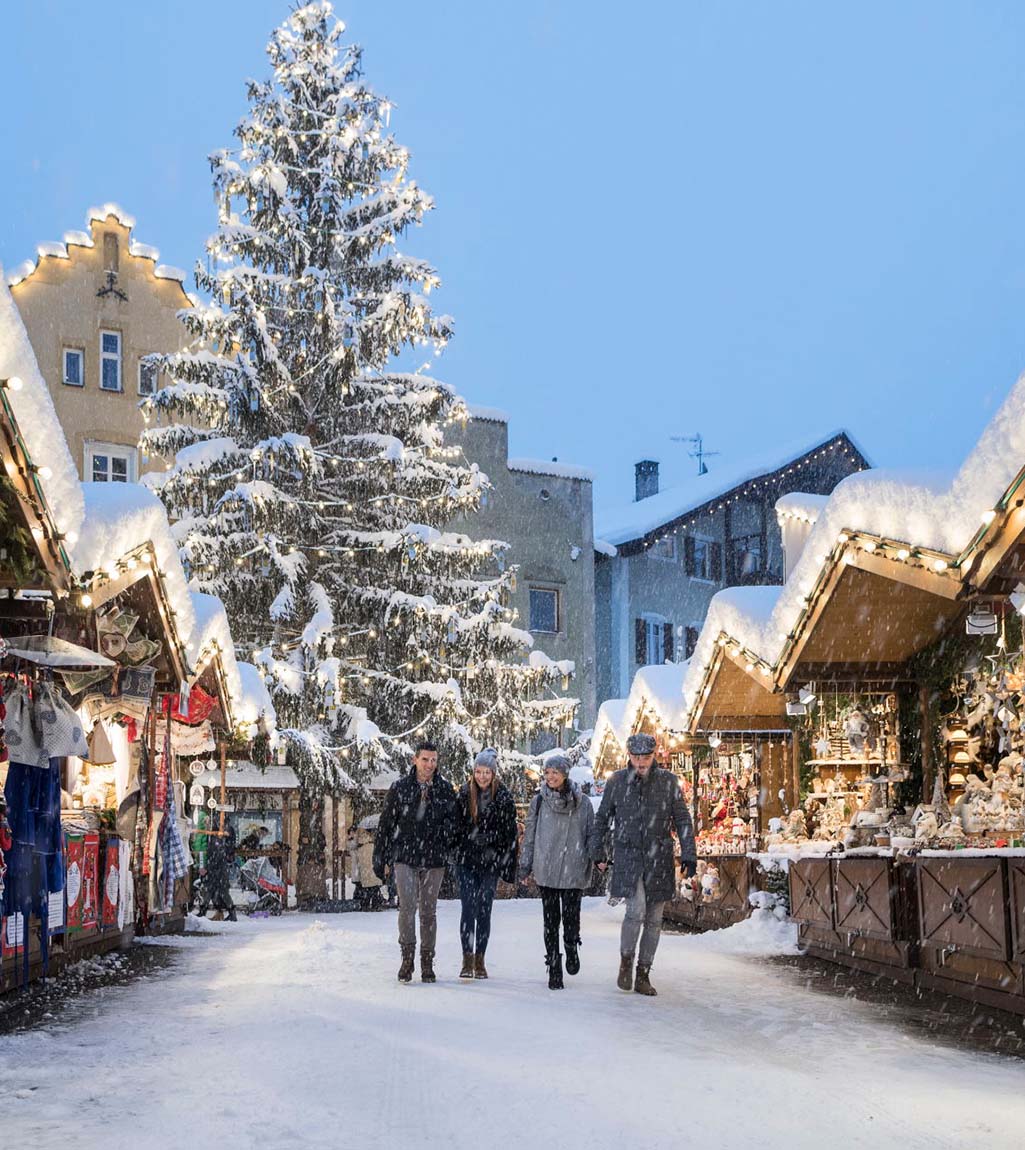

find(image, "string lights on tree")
[141,2,576,799]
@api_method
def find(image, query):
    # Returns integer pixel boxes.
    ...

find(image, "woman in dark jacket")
[455,748,517,979]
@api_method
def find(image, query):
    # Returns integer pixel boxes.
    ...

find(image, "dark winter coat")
[372,771,460,878]
[592,765,695,902]
[519,782,596,890]
[455,783,518,882]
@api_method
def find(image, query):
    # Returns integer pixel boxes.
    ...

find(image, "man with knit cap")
[593,732,696,996]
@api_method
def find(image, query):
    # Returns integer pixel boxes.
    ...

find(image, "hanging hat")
[626,733,657,756]
[85,719,117,766]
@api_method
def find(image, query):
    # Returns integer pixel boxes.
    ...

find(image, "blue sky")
[4,1,1025,519]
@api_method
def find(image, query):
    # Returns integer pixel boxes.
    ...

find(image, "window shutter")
[663,623,674,663]
[711,541,723,582]
[635,619,647,664]
[685,627,699,658]
[684,536,696,576]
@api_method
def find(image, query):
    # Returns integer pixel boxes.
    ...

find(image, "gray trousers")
[621,877,665,966]
[394,863,445,953]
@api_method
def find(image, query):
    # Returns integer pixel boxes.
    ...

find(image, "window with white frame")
[528,587,559,633]
[653,533,676,561]
[62,348,84,386]
[85,442,136,483]
[100,330,122,391]
[138,357,158,396]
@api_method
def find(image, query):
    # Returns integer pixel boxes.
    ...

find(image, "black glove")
[680,859,697,880]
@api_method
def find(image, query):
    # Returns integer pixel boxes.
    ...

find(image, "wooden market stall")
[676,449,1025,1012]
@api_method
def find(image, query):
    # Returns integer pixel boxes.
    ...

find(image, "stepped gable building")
[449,405,597,732]
[8,203,191,485]
[594,431,870,705]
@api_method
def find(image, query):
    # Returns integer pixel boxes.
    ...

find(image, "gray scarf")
[540,782,579,815]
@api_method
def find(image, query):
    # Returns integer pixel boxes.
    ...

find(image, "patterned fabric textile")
[3,681,88,768]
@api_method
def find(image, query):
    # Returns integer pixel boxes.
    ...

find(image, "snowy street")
[1,902,1022,1150]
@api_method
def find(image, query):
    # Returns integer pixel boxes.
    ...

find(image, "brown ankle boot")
[634,964,657,996]
[473,953,488,979]
[459,952,475,979]
[397,945,415,983]
[617,954,634,991]
[420,949,436,983]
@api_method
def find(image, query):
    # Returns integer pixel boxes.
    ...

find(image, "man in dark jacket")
[373,742,459,983]
[593,733,696,997]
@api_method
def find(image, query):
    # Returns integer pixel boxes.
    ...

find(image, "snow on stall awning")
[682,369,1025,727]
[775,491,829,526]
[596,430,866,548]
[71,482,197,649]
[0,275,84,546]
[622,660,692,734]
[592,697,628,754]
[199,761,297,791]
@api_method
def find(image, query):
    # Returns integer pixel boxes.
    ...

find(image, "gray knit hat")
[626,733,657,755]
[542,753,572,776]
[473,747,499,771]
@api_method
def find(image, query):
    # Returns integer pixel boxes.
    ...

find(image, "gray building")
[448,405,597,733]
[594,431,869,705]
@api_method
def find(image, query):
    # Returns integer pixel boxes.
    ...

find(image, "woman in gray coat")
[518,754,596,990]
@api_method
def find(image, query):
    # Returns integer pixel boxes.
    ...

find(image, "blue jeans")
[459,867,498,954]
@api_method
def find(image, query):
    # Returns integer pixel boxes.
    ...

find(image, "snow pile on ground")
[682,906,801,958]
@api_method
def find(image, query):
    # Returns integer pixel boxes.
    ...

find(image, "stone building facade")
[8,203,190,484]
[594,432,870,705]
[449,406,597,731]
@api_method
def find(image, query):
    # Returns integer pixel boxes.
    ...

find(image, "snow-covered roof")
[87,202,136,229]
[0,275,84,545]
[466,404,509,424]
[594,538,618,558]
[623,661,692,733]
[508,458,594,483]
[775,491,828,525]
[682,369,1025,727]
[592,697,628,753]
[597,431,866,548]
[198,761,298,791]
[7,205,188,296]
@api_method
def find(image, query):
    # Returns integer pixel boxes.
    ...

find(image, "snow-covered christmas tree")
[142,1,577,796]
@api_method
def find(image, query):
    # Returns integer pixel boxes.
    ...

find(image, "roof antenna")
[670,433,720,476]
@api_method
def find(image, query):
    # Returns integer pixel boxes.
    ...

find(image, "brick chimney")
[635,459,659,501]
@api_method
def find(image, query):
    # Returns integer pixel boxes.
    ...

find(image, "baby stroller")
[238,856,286,915]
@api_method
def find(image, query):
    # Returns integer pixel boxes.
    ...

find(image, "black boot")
[547,952,564,990]
[420,950,437,983]
[564,938,580,976]
[459,952,475,979]
[397,945,415,983]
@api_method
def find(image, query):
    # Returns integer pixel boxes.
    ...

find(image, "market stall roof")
[681,366,1025,729]
[0,276,77,591]
[592,697,628,758]
[198,761,299,791]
